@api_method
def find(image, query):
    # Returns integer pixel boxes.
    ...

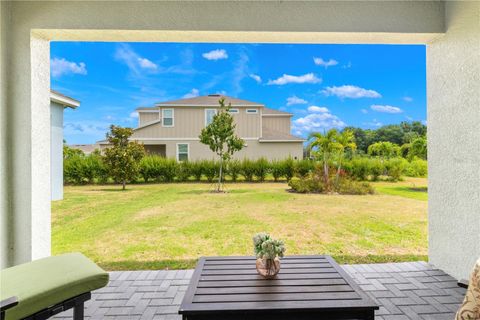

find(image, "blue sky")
[51,42,426,144]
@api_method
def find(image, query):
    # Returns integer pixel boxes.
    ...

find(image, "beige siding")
[138,111,159,126]
[132,107,261,139]
[262,116,291,135]
[134,139,303,161]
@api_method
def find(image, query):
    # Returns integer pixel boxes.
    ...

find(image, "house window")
[246,109,258,114]
[205,109,217,126]
[162,109,174,127]
[177,143,189,162]
[228,109,239,114]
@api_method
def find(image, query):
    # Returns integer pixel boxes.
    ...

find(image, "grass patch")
[52,178,428,270]
[373,177,428,201]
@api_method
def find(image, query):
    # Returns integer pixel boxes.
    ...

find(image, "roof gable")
[155,94,264,107]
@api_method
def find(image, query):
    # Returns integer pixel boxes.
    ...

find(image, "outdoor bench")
[0,253,108,320]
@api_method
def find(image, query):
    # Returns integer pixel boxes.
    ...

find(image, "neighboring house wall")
[139,111,159,126]
[427,1,480,281]
[262,116,291,134]
[132,107,262,140]
[50,102,64,201]
[140,139,303,161]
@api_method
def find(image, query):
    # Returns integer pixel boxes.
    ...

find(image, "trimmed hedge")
[64,155,427,185]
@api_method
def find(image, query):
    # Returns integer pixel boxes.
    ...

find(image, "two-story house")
[104,94,304,161]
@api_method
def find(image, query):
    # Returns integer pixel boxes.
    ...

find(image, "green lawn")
[52,177,428,270]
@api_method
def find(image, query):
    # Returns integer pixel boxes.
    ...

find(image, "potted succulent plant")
[253,232,286,279]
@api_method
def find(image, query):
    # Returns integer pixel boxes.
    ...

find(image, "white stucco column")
[427,1,480,280]
[50,103,64,201]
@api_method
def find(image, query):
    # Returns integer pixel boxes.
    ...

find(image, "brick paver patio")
[53,261,466,320]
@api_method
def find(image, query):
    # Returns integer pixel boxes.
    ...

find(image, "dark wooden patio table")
[179,255,378,320]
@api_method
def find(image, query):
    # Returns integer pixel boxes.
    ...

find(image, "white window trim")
[228,108,239,114]
[176,143,189,162]
[162,108,174,127]
[246,108,258,114]
[205,108,218,126]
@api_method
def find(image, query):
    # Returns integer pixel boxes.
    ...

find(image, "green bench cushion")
[1,253,109,320]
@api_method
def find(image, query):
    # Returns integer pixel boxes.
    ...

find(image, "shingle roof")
[262,107,293,116]
[155,94,264,107]
[260,127,305,142]
[136,106,159,111]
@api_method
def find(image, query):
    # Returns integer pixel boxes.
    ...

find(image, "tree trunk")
[218,157,223,192]
[323,153,329,186]
[336,162,342,186]
[122,180,126,190]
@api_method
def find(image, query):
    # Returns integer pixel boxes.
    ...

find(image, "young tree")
[103,125,145,190]
[199,98,244,192]
[307,129,342,187]
[335,129,357,184]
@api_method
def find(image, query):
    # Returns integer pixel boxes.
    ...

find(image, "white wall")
[0,1,11,268]
[427,1,480,280]
[50,103,64,201]
[4,1,477,276]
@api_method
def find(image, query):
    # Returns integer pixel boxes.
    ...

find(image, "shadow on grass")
[97,188,134,192]
[408,186,428,192]
[99,255,428,271]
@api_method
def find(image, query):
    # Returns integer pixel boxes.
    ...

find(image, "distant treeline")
[338,121,427,158]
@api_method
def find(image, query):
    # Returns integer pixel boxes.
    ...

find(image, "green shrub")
[335,179,375,195]
[369,158,384,181]
[295,159,314,178]
[64,154,86,184]
[384,157,408,181]
[283,157,295,181]
[139,155,163,182]
[348,157,371,181]
[288,177,324,193]
[159,158,178,182]
[271,160,286,182]
[289,176,374,195]
[190,161,204,181]
[253,157,269,182]
[202,160,218,182]
[408,158,427,177]
[227,159,241,182]
[176,161,192,182]
[64,153,107,184]
[240,159,255,182]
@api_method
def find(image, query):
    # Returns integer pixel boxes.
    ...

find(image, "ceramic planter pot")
[256,257,280,279]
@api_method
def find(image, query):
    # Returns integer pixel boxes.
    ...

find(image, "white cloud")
[51,58,87,78]
[137,57,158,70]
[115,44,158,76]
[292,108,346,136]
[182,88,200,99]
[342,62,352,69]
[63,121,110,137]
[286,96,307,106]
[129,112,139,119]
[249,74,262,83]
[268,73,321,85]
[361,109,368,114]
[403,96,413,102]
[322,85,381,99]
[313,57,338,68]
[371,104,403,114]
[232,52,249,95]
[307,106,329,113]
[202,49,228,61]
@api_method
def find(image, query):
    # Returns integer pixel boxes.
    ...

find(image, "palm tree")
[335,129,357,184]
[307,129,342,186]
